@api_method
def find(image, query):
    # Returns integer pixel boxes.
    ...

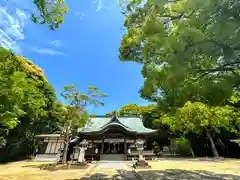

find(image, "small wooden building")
[35,134,65,161]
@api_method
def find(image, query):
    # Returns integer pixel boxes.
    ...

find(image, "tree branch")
[189,59,240,83]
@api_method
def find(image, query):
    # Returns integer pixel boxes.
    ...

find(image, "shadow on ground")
[66,169,240,180]
[135,169,240,180]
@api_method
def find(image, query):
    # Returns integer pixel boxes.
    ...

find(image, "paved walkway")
[97,161,133,169]
[82,161,138,180]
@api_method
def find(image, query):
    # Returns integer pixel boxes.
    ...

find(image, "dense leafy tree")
[0,47,58,162]
[119,104,139,115]
[119,103,154,116]
[119,0,240,110]
[60,84,107,163]
[0,49,25,135]
[155,102,238,157]
[141,106,161,129]
[106,104,154,117]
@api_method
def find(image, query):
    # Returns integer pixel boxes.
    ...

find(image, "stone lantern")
[133,139,150,169]
[76,139,88,164]
[136,139,144,160]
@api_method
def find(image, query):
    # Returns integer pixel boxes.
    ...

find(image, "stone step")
[100,154,125,161]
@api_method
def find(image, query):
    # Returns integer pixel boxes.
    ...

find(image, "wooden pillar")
[124,138,127,160]
[124,139,127,154]
[100,138,104,154]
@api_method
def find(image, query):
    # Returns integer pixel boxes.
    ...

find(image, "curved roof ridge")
[100,115,132,130]
[118,117,157,133]
[78,115,157,134]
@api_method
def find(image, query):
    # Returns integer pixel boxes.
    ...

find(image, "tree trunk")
[206,130,219,158]
[190,147,195,157]
[62,120,72,164]
[62,133,70,164]
[188,137,195,157]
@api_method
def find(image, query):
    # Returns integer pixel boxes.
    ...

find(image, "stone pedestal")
[133,159,151,169]
[133,149,151,169]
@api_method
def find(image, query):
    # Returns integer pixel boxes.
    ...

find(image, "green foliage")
[60,84,107,163]
[0,49,25,133]
[142,105,161,128]
[106,103,155,117]
[152,141,162,157]
[59,84,107,133]
[32,0,68,30]
[175,137,192,156]
[119,103,155,116]
[156,102,236,135]
[152,101,239,157]
[119,104,138,115]
[119,0,240,110]
[119,1,240,157]
[0,47,58,162]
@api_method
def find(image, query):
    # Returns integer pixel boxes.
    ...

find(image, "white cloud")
[74,12,86,20]
[0,7,27,54]
[95,0,103,12]
[92,0,119,12]
[47,40,62,48]
[32,47,65,56]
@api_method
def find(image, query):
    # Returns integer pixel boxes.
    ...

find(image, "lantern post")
[133,139,151,169]
[77,139,88,164]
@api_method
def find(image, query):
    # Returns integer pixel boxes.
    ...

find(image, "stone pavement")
[81,161,139,180]
[97,161,132,169]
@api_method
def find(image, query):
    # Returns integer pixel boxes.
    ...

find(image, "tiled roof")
[78,116,156,134]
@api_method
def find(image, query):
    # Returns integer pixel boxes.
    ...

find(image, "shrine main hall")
[35,114,157,161]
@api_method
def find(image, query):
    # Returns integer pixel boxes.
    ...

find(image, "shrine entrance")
[101,138,125,161]
[103,138,125,154]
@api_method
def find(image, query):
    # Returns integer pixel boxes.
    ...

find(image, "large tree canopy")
[119,0,240,110]
[119,0,240,157]
[154,101,240,157]
[106,103,155,116]
[0,47,58,161]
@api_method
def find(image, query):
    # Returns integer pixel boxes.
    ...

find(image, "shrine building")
[35,114,157,162]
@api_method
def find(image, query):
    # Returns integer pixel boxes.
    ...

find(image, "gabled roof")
[78,115,157,135]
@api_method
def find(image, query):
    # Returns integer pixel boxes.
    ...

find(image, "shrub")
[175,137,192,156]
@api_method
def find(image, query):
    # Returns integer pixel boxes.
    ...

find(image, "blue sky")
[0,0,151,114]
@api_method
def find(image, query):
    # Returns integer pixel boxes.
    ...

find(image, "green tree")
[0,47,58,162]
[119,0,240,109]
[119,104,138,115]
[156,102,237,158]
[118,103,155,116]
[31,0,68,30]
[60,84,107,163]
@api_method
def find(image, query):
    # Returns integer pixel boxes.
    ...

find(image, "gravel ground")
[1,159,240,180]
